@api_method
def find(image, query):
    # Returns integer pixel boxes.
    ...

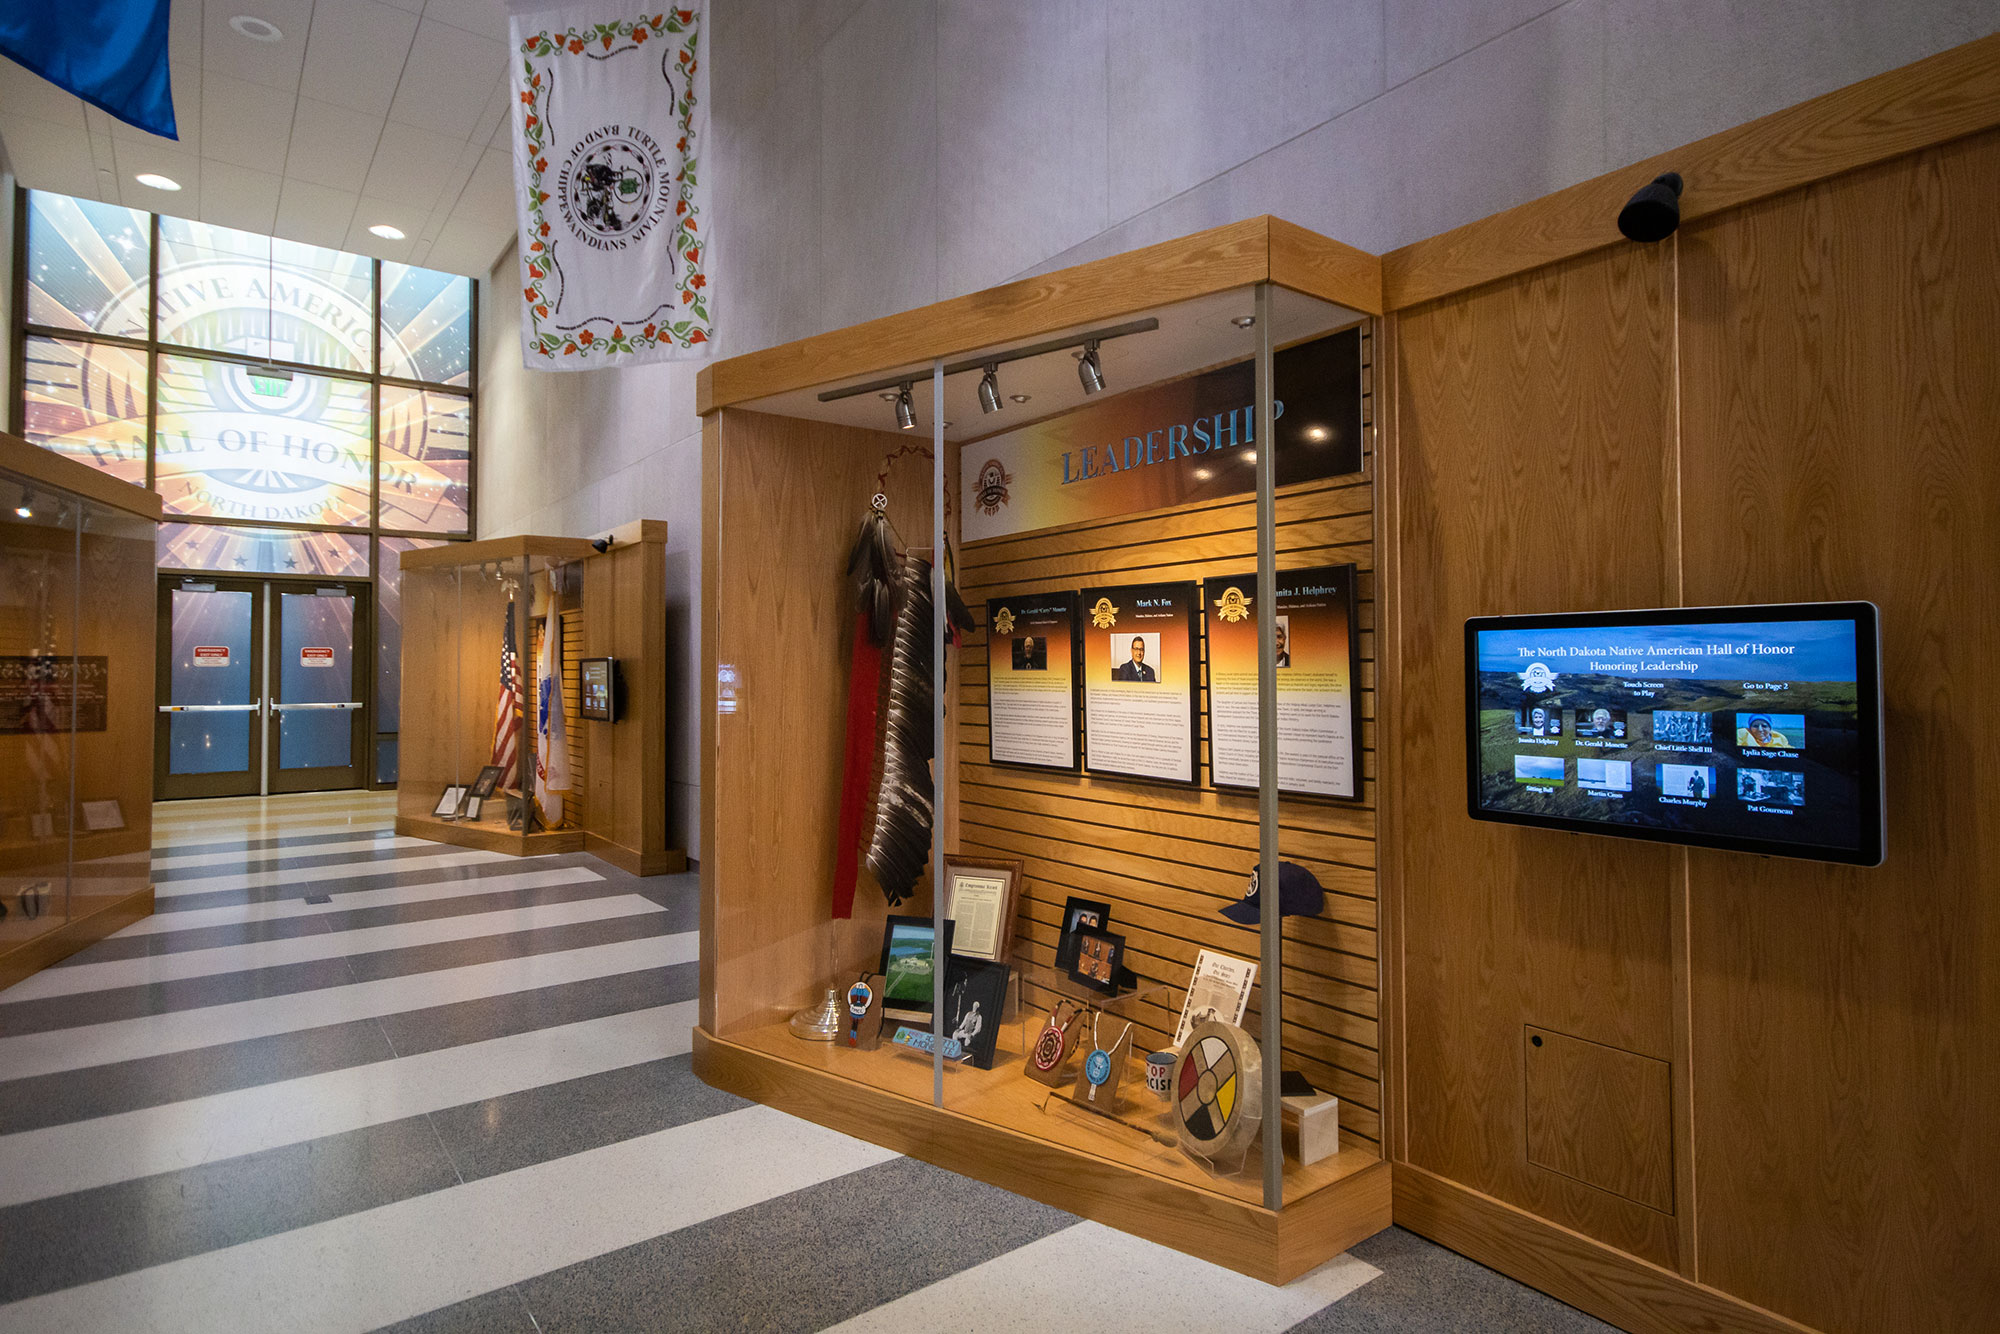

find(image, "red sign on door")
[192,646,231,667]
[299,647,335,667]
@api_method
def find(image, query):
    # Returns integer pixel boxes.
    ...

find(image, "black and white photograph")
[941,957,1009,1069]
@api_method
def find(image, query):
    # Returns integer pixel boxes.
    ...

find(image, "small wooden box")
[1282,1092,1339,1165]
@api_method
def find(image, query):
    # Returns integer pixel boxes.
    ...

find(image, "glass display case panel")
[377,536,448,764]
[378,386,471,535]
[20,336,150,486]
[156,217,374,374]
[157,522,371,577]
[69,495,157,917]
[0,480,78,946]
[394,555,534,844]
[153,353,374,527]
[380,263,473,387]
[25,191,150,339]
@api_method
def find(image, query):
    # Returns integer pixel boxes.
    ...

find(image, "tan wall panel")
[1389,240,1683,1269]
[1674,129,2000,1334]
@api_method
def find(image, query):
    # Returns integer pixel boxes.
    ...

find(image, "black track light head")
[1617,171,1684,243]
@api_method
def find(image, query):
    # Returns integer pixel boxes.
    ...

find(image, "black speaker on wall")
[1617,171,1684,242]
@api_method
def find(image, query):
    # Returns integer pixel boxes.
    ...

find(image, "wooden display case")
[396,530,687,874]
[695,219,1390,1283]
[0,433,160,989]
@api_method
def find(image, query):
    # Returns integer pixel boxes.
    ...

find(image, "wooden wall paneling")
[582,529,684,876]
[1672,128,2000,1334]
[1389,239,1687,1268]
[705,409,936,1036]
[1523,1026,1673,1214]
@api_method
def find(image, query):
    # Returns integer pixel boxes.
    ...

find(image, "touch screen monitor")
[1465,603,1884,865]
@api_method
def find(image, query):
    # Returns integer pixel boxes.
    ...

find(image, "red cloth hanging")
[830,609,884,919]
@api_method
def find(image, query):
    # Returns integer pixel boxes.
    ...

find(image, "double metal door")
[155,577,369,798]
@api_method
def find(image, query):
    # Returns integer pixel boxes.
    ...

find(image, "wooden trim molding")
[0,431,164,520]
[695,1025,1391,1285]
[398,534,598,570]
[1393,1165,1818,1334]
[1382,31,2000,308]
[0,884,155,992]
[1269,217,1384,316]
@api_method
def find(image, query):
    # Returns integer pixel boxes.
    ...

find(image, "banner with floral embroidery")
[508,3,710,368]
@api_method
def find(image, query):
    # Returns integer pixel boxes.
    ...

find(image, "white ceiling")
[0,0,519,278]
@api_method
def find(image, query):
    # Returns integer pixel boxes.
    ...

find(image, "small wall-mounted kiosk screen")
[1465,603,1884,865]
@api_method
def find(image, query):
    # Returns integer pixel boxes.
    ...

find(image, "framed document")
[433,786,467,818]
[79,799,125,831]
[943,855,1023,963]
[1173,949,1258,1048]
[1079,581,1200,784]
[984,595,1078,772]
[1203,564,1363,800]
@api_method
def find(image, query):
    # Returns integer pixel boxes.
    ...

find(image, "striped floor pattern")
[0,791,1610,1332]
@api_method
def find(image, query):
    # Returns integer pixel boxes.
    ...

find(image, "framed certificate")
[984,595,1078,772]
[433,786,467,819]
[942,855,1023,963]
[1079,581,1200,784]
[1202,564,1362,800]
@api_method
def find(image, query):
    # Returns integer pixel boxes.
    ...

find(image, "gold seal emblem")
[992,607,1016,637]
[974,459,1013,516]
[1214,587,1252,623]
[1089,597,1119,629]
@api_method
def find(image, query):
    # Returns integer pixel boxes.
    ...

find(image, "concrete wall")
[476,0,2000,862]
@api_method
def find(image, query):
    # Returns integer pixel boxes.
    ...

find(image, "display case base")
[395,814,585,857]
[582,833,687,877]
[0,883,154,992]
[693,1023,1391,1284]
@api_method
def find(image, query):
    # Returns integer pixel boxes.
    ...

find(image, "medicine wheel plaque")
[1171,1020,1263,1161]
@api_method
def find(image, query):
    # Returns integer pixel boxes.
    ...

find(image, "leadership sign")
[510,4,712,368]
[961,328,1360,543]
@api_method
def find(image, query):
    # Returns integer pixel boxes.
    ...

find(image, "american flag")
[490,603,523,775]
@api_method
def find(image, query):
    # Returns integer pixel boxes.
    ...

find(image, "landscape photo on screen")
[1472,617,1865,853]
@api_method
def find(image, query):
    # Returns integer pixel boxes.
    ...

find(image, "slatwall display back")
[954,331,1381,1148]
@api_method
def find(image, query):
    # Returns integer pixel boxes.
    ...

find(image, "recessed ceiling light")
[1008,394,1031,404]
[368,223,406,240]
[229,15,284,41]
[134,173,181,191]
[1303,425,1330,442]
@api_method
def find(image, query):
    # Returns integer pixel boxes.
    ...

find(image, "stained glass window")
[380,263,472,387]
[156,522,371,577]
[378,386,471,534]
[25,193,150,338]
[20,336,149,486]
[156,216,374,374]
[153,354,374,526]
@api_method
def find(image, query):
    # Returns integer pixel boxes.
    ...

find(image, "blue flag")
[0,0,177,140]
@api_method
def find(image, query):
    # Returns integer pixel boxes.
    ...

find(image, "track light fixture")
[978,364,1002,414]
[1077,340,1105,395]
[1617,171,1683,243]
[13,488,32,519]
[895,381,916,430]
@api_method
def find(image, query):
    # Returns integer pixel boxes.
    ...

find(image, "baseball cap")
[1219,861,1325,924]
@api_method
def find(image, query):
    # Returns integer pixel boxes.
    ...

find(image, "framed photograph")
[1203,564,1363,800]
[943,855,1023,963]
[433,785,467,819]
[1067,928,1124,995]
[878,914,957,1023]
[468,765,506,800]
[984,594,1080,773]
[1079,581,1201,784]
[942,957,1010,1069]
[1053,897,1111,973]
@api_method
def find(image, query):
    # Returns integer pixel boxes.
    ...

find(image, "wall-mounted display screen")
[1466,603,1884,865]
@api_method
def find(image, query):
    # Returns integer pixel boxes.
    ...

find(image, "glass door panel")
[156,579,263,798]
[270,585,365,792]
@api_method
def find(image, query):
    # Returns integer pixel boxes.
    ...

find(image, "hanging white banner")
[508,3,711,368]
